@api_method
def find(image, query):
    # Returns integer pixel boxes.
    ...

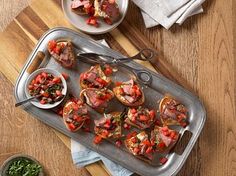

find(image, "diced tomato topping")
[94,135,103,144]
[142,139,151,146]
[162,126,169,132]
[40,100,46,104]
[48,40,57,51]
[159,157,168,165]
[105,93,112,100]
[126,131,137,139]
[41,72,47,78]
[101,130,109,137]
[115,82,122,86]
[123,123,131,130]
[28,85,34,90]
[146,147,153,154]
[56,90,62,96]
[104,66,113,76]
[115,140,122,147]
[72,104,79,111]
[170,131,177,139]
[96,77,107,86]
[163,131,170,136]
[130,108,137,114]
[149,110,155,118]
[42,91,49,98]
[69,123,76,130]
[131,137,137,143]
[62,72,69,80]
[133,147,140,154]
[139,115,149,121]
[118,88,124,95]
[86,16,98,27]
[52,77,61,84]
[158,142,166,148]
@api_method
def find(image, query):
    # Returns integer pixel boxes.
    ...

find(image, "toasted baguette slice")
[80,64,112,89]
[80,88,114,113]
[113,80,145,107]
[159,96,188,127]
[48,40,76,68]
[63,100,89,132]
[150,125,179,153]
[124,131,153,162]
[94,111,122,139]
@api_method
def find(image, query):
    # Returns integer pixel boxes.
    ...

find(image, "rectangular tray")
[14,27,206,176]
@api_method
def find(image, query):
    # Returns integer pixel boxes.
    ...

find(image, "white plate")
[62,0,129,34]
[24,68,67,109]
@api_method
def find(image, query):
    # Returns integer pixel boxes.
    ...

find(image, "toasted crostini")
[159,96,188,127]
[125,106,156,130]
[63,99,89,132]
[80,88,114,113]
[47,40,76,68]
[113,79,144,107]
[150,125,179,153]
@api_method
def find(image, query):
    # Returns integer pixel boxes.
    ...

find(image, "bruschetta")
[63,99,89,132]
[47,40,76,68]
[125,131,154,162]
[94,112,122,139]
[80,88,114,113]
[79,64,112,89]
[113,79,145,106]
[125,106,156,130]
[159,96,188,127]
[150,126,179,153]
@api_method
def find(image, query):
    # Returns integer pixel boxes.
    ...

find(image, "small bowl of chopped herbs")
[0,154,44,176]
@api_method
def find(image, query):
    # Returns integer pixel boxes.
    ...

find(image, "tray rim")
[14,27,206,176]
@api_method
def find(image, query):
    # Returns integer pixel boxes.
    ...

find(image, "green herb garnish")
[7,158,41,176]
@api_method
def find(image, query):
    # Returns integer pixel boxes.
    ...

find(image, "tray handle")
[174,130,193,155]
[27,51,46,74]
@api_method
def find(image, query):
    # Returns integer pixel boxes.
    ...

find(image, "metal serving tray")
[14,27,206,176]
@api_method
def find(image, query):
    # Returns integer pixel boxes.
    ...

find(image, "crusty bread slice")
[80,88,114,113]
[113,85,145,107]
[94,111,122,139]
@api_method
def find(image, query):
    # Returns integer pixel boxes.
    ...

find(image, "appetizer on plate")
[125,131,154,162]
[79,64,112,89]
[125,106,156,130]
[80,88,114,112]
[28,72,64,105]
[150,126,179,153]
[63,99,90,132]
[94,112,122,139]
[71,0,120,27]
[48,40,76,68]
[159,96,188,127]
[113,79,145,106]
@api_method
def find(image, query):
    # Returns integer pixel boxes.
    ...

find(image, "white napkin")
[71,40,133,176]
[132,0,205,29]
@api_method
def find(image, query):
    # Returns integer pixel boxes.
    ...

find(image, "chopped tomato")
[115,140,122,147]
[162,126,169,132]
[56,90,62,96]
[158,142,166,148]
[69,123,76,130]
[115,82,122,86]
[123,123,131,130]
[72,104,79,111]
[96,77,107,86]
[149,110,155,118]
[170,131,177,139]
[101,130,109,137]
[40,100,46,104]
[105,93,112,100]
[28,85,34,90]
[48,40,57,51]
[130,108,137,114]
[181,122,187,128]
[139,115,149,121]
[126,131,137,139]
[133,147,140,154]
[146,147,153,154]
[62,72,69,80]
[94,135,103,144]
[52,77,61,84]
[118,88,124,95]
[104,17,112,25]
[42,92,49,98]
[41,72,47,78]
[131,137,137,143]
[142,139,151,146]
[104,66,113,75]
[159,157,168,165]
[86,16,98,27]
[163,131,170,136]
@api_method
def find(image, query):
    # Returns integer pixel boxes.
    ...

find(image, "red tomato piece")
[115,82,122,86]
[104,17,112,25]
[40,100,46,104]
[159,157,168,165]
[41,72,47,78]
[149,110,155,118]
[158,142,166,148]
[94,135,103,144]
[69,123,76,130]
[146,146,153,154]
[56,90,62,96]
[139,115,149,121]
[130,108,137,114]
[52,77,61,84]
[42,92,49,98]
[170,131,177,139]
[62,72,69,80]
[126,131,138,139]
[115,140,122,147]
[28,85,34,90]
[131,137,137,143]
[104,66,113,75]
[133,147,140,154]
[123,123,131,130]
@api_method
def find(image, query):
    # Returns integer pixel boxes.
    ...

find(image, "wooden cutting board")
[0,0,193,175]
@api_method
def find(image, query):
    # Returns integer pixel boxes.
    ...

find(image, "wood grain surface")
[0,0,236,176]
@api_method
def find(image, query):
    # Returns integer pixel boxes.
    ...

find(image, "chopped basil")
[7,158,41,176]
